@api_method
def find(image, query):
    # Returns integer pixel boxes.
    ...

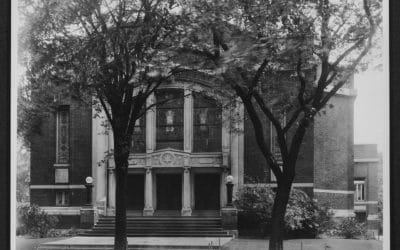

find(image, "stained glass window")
[193,92,222,152]
[156,89,184,150]
[131,117,146,153]
[270,112,286,163]
[57,106,70,163]
[270,112,285,182]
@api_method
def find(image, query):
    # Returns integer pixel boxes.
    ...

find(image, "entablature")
[107,148,227,169]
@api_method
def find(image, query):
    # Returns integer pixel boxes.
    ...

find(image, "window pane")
[156,89,184,150]
[193,93,222,152]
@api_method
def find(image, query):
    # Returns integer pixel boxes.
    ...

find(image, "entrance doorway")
[194,173,220,210]
[156,174,182,210]
[126,174,144,210]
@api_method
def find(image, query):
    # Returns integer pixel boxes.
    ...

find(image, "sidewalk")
[37,236,232,249]
[222,238,383,250]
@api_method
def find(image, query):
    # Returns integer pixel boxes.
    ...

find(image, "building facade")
[29,71,357,229]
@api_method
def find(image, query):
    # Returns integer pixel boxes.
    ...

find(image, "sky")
[353,70,388,153]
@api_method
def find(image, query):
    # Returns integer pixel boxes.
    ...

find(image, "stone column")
[107,168,116,215]
[143,167,154,216]
[146,93,156,153]
[220,168,228,207]
[230,98,244,198]
[92,101,108,215]
[184,89,193,153]
[181,167,192,216]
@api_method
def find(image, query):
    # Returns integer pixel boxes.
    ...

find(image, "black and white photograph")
[11,0,389,249]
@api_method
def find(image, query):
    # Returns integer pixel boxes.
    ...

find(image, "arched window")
[193,92,222,152]
[156,89,184,150]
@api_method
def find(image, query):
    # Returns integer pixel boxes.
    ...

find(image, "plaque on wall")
[55,168,69,183]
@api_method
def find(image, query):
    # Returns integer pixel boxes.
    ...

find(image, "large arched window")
[156,89,184,150]
[193,92,222,152]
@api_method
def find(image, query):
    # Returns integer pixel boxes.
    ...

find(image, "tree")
[19,1,188,249]
[178,0,381,249]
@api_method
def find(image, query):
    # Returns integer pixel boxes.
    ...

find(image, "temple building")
[29,71,358,233]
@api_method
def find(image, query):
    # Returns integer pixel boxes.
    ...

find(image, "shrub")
[17,204,59,238]
[235,185,333,237]
[336,217,367,239]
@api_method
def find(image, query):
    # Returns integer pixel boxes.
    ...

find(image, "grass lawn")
[15,236,69,250]
[222,238,383,250]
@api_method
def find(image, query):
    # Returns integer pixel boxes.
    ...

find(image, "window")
[270,112,286,181]
[55,191,69,206]
[156,89,184,150]
[355,180,366,201]
[131,117,146,153]
[193,92,222,152]
[56,106,70,163]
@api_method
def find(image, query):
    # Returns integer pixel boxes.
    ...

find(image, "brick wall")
[30,113,56,185]
[30,97,92,206]
[69,99,92,184]
[243,70,316,185]
[314,94,355,211]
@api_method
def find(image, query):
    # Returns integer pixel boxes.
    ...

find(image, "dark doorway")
[126,174,144,210]
[195,173,220,210]
[156,174,182,210]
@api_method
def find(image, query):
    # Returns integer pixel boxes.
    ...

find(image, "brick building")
[29,71,357,231]
[354,144,382,237]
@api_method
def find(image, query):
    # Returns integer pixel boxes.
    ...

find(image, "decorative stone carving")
[161,152,175,165]
[55,168,69,183]
[128,157,145,166]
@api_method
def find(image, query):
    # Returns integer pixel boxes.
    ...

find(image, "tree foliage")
[235,185,333,235]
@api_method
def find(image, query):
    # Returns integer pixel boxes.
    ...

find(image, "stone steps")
[80,215,232,238]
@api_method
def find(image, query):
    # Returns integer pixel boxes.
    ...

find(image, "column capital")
[145,166,152,174]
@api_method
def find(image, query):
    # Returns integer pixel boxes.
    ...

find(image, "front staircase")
[80,215,233,237]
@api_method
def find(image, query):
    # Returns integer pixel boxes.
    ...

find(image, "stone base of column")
[181,207,192,216]
[106,208,115,216]
[143,207,154,216]
[221,207,238,230]
[80,207,97,229]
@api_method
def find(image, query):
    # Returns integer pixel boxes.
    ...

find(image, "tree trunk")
[268,180,292,250]
[113,138,130,250]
